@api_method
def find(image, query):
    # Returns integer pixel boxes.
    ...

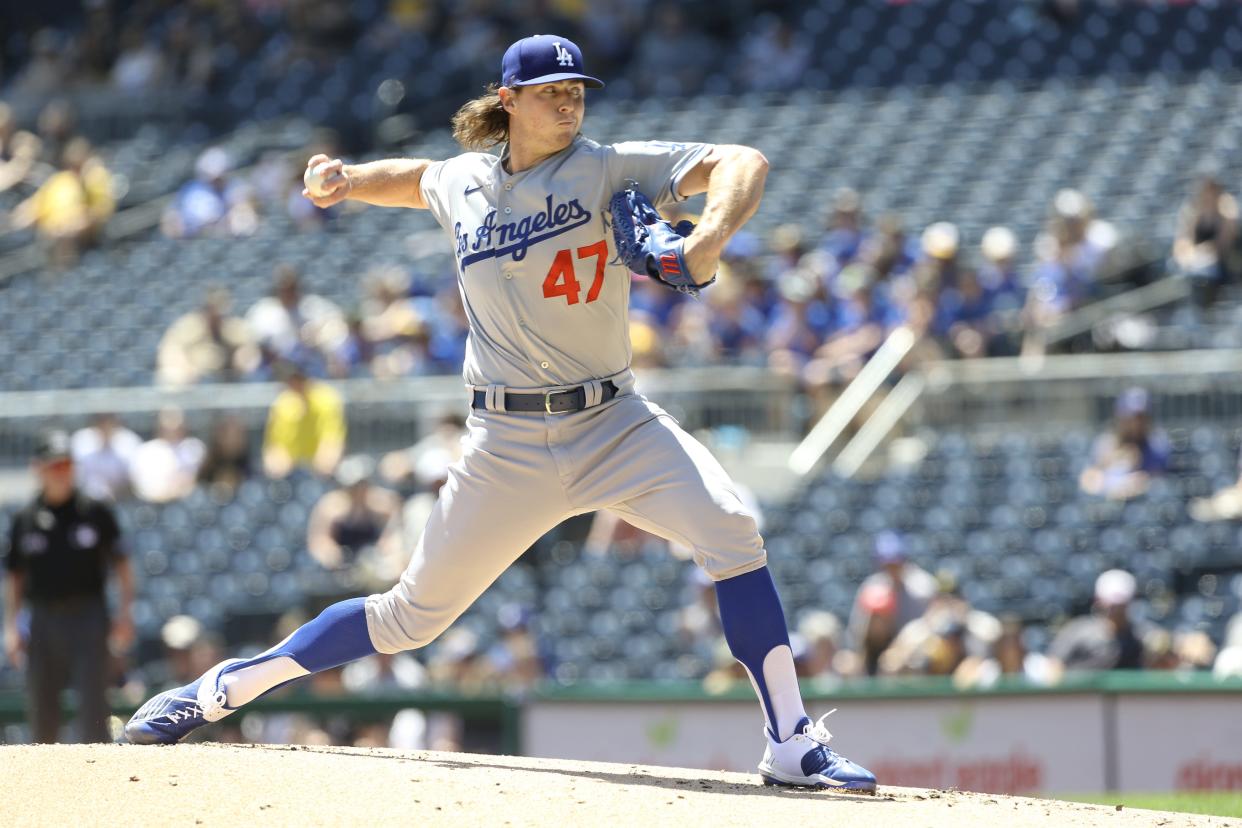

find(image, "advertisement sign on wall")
[1116,695,1242,791]
[523,695,1106,794]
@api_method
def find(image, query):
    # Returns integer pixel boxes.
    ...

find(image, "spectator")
[34,100,76,170]
[909,220,961,298]
[811,261,902,383]
[821,187,868,271]
[380,414,464,547]
[424,284,470,372]
[935,268,996,359]
[110,23,165,93]
[1213,613,1242,680]
[128,407,206,503]
[161,147,252,238]
[1047,569,1148,673]
[1190,443,1242,522]
[1173,174,1241,306]
[766,270,830,377]
[0,105,48,196]
[677,566,723,667]
[482,604,547,693]
[197,414,252,496]
[978,226,1026,317]
[955,614,1055,688]
[848,532,937,675]
[1025,189,1112,337]
[156,288,257,386]
[262,361,347,478]
[12,136,114,265]
[877,573,1001,679]
[326,312,377,379]
[306,455,404,584]
[1173,630,1217,672]
[71,413,141,501]
[704,279,766,364]
[1079,387,1170,500]
[3,430,135,743]
[796,610,845,679]
[245,264,343,369]
[666,301,720,367]
[358,268,421,342]
[380,414,466,493]
[851,581,901,678]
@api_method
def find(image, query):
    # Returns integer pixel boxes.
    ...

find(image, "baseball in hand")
[304,161,343,198]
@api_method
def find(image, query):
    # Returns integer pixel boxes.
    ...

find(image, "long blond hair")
[451,84,511,151]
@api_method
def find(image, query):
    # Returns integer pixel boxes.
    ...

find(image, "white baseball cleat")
[758,711,878,793]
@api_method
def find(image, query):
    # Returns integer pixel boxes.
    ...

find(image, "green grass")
[1057,792,1242,818]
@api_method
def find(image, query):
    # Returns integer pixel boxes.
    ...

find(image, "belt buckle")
[545,390,571,415]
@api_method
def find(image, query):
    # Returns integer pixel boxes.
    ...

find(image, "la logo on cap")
[553,42,574,67]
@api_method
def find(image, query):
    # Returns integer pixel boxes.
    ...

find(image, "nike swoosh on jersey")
[464,185,484,196]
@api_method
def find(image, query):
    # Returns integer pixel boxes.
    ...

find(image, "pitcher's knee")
[364,587,457,654]
[692,511,767,581]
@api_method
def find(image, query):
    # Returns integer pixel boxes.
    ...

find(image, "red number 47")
[542,240,608,305]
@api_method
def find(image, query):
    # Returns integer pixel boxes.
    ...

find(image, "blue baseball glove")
[609,187,716,296]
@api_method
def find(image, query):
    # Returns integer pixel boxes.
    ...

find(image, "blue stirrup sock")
[715,566,808,742]
[217,597,378,707]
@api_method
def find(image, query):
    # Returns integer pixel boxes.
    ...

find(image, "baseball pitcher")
[125,34,876,793]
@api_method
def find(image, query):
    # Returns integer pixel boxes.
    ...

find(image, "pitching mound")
[4,743,1239,827]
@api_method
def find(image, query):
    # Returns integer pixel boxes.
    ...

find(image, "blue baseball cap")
[874,531,907,563]
[501,34,604,89]
[1115,386,1150,417]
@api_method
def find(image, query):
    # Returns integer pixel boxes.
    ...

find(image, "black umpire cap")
[33,429,72,461]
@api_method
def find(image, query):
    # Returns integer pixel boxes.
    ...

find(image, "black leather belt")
[471,380,619,414]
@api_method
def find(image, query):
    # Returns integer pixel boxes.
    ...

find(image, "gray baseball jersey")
[419,135,710,389]
[364,135,767,655]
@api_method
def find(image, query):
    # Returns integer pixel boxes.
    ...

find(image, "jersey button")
[504,273,513,280]
[504,207,512,214]
[540,361,550,369]
[504,183,513,191]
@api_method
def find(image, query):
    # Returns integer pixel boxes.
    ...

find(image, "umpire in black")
[3,430,135,742]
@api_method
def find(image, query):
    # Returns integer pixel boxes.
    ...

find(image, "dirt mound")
[4,743,1238,827]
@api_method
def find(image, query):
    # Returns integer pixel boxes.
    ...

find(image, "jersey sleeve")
[3,514,25,574]
[418,159,452,229]
[93,501,124,560]
[605,141,714,209]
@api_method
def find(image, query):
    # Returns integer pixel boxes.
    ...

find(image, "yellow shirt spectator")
[28,160,114,237]
[263,374,346,478]
[18,135,113,235]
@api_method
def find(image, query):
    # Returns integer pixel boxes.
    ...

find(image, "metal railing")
[916,348,1242,433]
[786,326,916,476]
[791,342,1242,479]
[0,368,800,467]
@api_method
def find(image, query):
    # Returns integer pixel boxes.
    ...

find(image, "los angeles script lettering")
[454,195,591,262]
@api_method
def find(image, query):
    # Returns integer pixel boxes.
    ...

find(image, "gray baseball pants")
[364,385,766,654]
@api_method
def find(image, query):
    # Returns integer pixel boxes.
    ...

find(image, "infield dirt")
[5,743,1240,827]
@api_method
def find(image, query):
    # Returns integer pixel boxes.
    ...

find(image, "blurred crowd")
[155,258,469,388]
[137,160,1242,401]
[0,1,847,131]
[685,530,1241,703]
